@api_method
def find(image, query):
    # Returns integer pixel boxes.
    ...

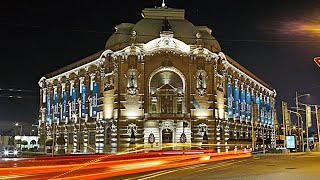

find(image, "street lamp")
[295,92,310,152]
[288,110,302,152]
[15,123,23,151]
[15,123,22,137]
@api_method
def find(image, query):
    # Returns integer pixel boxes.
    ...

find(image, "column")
[69,79,75,121]
[216,120,221,153]
[89,73,96,118]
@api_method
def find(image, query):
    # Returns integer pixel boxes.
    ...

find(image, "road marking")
[194,160,247,172]
[125,164,207,180]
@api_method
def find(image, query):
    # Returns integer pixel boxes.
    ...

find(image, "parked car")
[1,146,21,158]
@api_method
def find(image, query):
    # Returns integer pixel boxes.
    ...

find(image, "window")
[89,132,95,145]
[106,127,111,145]
[68,133,73,145]
[229,131,233,139]
[236,132,240,139]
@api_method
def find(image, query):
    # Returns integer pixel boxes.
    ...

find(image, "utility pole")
[52,123,56,157]
[252,103,258,151]
[295,92,301,152]
[282,101,286,148]
[262,127,265,154]
[306,105,311,152]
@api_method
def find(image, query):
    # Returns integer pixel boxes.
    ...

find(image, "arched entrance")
[148,67,186,115]
[162,128,173,143]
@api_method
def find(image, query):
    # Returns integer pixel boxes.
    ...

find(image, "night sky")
[0,0,319,134]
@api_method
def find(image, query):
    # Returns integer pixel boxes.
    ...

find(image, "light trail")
[0,149,251,179]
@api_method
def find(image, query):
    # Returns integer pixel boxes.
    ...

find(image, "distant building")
[38,5,277,154]
[14,136,39,149]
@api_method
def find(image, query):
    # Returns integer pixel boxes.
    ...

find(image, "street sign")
[314,57,320,67]
[252,103,258,126]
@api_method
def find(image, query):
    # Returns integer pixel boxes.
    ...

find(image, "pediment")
[157,84,177,91]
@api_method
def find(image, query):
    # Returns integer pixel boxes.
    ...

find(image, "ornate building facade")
[38,6,277,154]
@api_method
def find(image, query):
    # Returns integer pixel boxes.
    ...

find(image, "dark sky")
[0,0,319,134]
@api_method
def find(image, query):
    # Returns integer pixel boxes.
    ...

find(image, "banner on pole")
[246,90,251,121]
[62,91,67,122]
[234,86,240,119]
[53,93,59,123]
[282,101,290,127]
[81,85,86,118]
[252,103,258,126]
[71,88,77,120]
[46,95,51,124]
[227,82,233,118]
[240,88,246,120]
[255,96,260,122]
[306,105,312,128]
[92,82,98,117]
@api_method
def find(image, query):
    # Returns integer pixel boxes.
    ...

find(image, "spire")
[162,0,166,8]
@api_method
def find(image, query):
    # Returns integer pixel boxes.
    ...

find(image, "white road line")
[125,164,207,180]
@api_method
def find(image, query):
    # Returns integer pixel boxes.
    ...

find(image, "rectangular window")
[106,128,111,145]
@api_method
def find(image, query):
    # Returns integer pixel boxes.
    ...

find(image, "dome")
[105,7,221,52]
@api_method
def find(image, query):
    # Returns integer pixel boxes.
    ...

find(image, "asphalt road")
[110,152,320,180]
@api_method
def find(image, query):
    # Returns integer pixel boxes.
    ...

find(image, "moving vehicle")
[1,146,20,158]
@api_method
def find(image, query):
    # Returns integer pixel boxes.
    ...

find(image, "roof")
[105,7,221,52]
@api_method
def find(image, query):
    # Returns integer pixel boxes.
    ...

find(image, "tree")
[21,140,28,148]
[56,136,66,154]
[38,134,45,145]
[15,139,22,146]
[56,136,66,149]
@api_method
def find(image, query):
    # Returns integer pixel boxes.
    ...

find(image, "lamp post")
[288,110,302,152]
[15,123,22,151]
[15,123,22,137]
[295,92,310,152]
[298,103,319,152]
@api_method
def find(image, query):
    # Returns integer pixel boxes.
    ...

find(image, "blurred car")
[1,146,21,158]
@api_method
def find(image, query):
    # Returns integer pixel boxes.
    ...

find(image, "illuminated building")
[38,5,277,154]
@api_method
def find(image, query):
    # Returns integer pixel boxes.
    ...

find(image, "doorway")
[162,128,173,143]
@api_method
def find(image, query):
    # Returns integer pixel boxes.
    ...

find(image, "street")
[112,152,320,180]
[2,151,320,179]
[0,150,249,179]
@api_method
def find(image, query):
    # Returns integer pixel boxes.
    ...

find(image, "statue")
[198,73,204,89]
[129,73,135,88]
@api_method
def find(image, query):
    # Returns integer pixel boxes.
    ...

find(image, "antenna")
[162,0,165,7]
